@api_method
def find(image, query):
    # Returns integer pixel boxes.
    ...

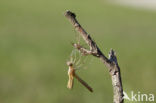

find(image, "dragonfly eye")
[67,61,73,66]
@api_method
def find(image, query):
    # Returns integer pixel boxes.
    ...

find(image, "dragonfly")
[66,49,93,92]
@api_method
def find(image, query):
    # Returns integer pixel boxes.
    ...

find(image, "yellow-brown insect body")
[67,65,75,89]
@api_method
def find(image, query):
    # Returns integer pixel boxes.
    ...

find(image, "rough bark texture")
[64,10,124,103]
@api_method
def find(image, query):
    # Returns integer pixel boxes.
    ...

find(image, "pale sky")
[111,0,156,10]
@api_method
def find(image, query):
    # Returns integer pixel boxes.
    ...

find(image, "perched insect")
[66,50,93,92]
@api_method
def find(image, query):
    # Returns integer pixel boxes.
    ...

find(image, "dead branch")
[64,10,124,103]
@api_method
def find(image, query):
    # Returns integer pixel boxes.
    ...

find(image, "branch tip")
[109,49,118,65]
[109,49,115,58]
[64,10,76,18]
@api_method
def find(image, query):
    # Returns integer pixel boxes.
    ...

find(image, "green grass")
[0,0,156,103]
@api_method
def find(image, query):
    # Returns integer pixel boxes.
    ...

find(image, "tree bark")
[64,10,124,103]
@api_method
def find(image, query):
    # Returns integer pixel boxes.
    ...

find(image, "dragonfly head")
[67,61,73,66]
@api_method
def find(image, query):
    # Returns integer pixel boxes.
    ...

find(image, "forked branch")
[64,10,124,103]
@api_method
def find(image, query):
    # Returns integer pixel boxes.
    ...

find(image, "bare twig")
[73,43,92,55]
[65,10,124,103]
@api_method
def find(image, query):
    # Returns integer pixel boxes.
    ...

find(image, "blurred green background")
[0,0,156,103]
